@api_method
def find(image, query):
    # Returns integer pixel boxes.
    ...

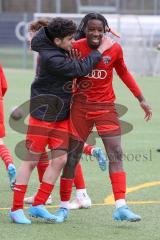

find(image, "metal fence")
[0,13,33,68]
[0,13,160,76]
[0,0,160,15]
[75,0,160,15]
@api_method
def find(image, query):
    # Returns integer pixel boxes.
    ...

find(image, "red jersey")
[0,65,7,98]
[0,65,7,137]
[73,39,142,103]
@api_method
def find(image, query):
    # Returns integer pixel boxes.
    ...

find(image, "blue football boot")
[8,163,16,190]
[92,147,107,171]
[53,207,69,223]
[113,205,141,222]
[28,205,57,222]
[9,209,31,224]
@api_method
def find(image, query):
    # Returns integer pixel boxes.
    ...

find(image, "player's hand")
[98,37,114,54]
[69,48,82,60]
[140,100,152,121]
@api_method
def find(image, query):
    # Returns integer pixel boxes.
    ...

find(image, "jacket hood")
[31,27,57,52]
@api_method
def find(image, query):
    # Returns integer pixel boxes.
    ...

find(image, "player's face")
[56,34,75,51]
[85,19,104,49]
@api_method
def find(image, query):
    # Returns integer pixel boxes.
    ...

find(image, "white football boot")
[24,194,53,205]
[69,193,91,210]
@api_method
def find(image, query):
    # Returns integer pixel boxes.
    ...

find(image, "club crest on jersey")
[103,56,111,64]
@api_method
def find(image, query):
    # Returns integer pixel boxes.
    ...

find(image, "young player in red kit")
[23,19,107,208]
[0,65,16,189]
[9,17,112,224]
[24,143,106,208]
[51,13,152,223]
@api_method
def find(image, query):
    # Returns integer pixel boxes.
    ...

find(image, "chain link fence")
[0,12,160,76]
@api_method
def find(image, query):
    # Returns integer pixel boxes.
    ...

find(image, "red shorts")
[70,101,121,142]
[0,99,5,138]
[26,116,70,153]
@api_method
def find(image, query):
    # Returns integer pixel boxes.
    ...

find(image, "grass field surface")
[0,68,159,240]
[0,47,33,69]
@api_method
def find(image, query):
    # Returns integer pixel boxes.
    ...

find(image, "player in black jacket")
[9,17,113,224]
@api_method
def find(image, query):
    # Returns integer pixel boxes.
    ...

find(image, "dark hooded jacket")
[30,27,102,121]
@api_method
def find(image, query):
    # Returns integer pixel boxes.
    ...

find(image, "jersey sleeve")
[46,50,102,79]
[72,41,81,49]
[114,44,142,97]
[0,65,8,97]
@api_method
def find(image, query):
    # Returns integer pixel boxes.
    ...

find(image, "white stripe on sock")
[60,201,69,209]
[115,199,126,209]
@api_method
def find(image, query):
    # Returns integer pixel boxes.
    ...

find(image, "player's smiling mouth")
[91,38,101,44]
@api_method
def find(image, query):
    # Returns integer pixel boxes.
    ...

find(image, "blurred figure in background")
[157,43,160,50]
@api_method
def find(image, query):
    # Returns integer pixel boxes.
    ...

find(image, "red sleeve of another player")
[72,40,83,51]
[0,65,8,97]
[114,44,142,97]
[72,41,78,49]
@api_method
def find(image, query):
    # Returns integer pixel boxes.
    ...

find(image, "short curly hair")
[47,17,77,40]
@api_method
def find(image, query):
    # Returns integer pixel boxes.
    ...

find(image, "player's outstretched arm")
[114,44,152,122]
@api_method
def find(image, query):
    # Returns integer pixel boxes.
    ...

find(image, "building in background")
[0,0,160,14]
[0,0,160,75]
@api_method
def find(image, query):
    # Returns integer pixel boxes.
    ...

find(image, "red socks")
[12,184,27,211]
[37,152,49,182]
[32,182,54,206]
[110,172,126,200]
[60,177,74,201]
[0,144,14,169]
[74,163,85,189]
[83,144,94,156]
